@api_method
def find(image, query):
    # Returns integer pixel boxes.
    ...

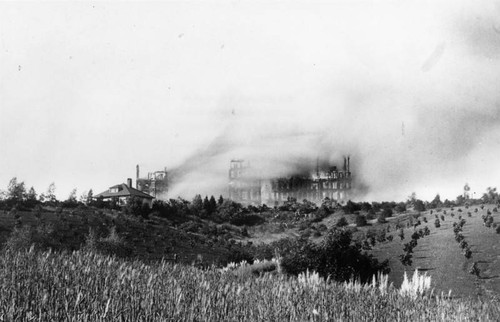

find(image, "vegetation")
[0,249,498,321]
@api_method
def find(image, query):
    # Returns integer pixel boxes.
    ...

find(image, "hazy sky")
[1,1,500,201]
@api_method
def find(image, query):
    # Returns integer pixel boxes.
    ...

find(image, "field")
[1,248,499,321]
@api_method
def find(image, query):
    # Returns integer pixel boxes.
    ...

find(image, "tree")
[25,186,38,208]
[44,183,57,205]
[87,189,94,206]
[482,187,499,203]
[7,177,26,204]
[407,192,417,207]
[336,216,349,227]
[209,195,217,214]
[217,200,242,222]
[125,196,149,218]
[394,202,406,213]
[414,199,426,212]
[79,190,88,204]
[191,194,203,215]
[279,229,390,283]
[355,214,367,227]
[203,196,210,212]
[64,188,78,208]
[218,195,224,205]
[382,208,393,218]
[429,194,442,209]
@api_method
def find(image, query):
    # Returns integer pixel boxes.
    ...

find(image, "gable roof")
[94,183,154,199]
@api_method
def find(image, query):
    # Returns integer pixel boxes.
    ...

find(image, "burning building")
[228,157,352,205]
[135,165,169,198]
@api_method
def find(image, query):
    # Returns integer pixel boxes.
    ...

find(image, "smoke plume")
[160,1,500,202]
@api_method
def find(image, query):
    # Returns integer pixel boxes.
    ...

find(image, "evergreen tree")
[203,196,210,212]
[26,187,37,202]
[218,195,224,205]
[191,194,203,214]
[209,195,217,213]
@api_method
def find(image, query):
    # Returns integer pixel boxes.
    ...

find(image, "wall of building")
[136,165,168,198]
[228,158,353,206]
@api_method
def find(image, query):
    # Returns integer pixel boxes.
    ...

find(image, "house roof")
[94,184,154,199]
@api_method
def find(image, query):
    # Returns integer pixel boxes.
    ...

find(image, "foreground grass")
[1,249,499,321]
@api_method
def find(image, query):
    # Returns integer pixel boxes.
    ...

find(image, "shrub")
[4,224,56,252]
[83,227,132,258]
[336,216,349,227]
[355,214,367,227]
[377,214,387,224]
[434,219,440,228]
[376,230,386,243]
[399,252,413,266]
[279,229,390,283]
[463,248,472,259]
[411,231,420,241]
[230,214,265,226]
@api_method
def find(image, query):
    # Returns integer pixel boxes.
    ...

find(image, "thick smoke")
[164,2,500,202]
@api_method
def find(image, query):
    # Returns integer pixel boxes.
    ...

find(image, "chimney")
[343,157,346,171]
[127,178,132,188]
[347,156,350,172]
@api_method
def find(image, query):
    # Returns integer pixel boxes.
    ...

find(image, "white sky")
[1,1,500,201]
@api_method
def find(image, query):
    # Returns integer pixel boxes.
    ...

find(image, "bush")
[4,224,56,252]
[230,214,265,226]
[382,208,394,218]
[376,229,386,243]
[336,216,349,227]
[83,227,132,258]
[279,229,390,283]
[355,214,367,227]
[377,214,387,224]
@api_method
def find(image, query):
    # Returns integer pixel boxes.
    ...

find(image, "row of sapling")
[452,220,473,261]
[399,226,431,266]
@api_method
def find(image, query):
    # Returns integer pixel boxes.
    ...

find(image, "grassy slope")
[3,203,500,298]
[239,205,500,297]
[0,209,231,264]
[369,204,500,297]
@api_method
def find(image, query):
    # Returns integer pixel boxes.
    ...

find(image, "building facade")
[228,157,353,206]
[135,165,168,198]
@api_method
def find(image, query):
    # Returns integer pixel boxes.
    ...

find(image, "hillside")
[0,207,246,265]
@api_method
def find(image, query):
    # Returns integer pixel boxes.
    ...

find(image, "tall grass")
[0,249,498,321]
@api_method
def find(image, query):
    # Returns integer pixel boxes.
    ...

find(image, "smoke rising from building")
[162,2,500,202]
[1,2,500,201]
